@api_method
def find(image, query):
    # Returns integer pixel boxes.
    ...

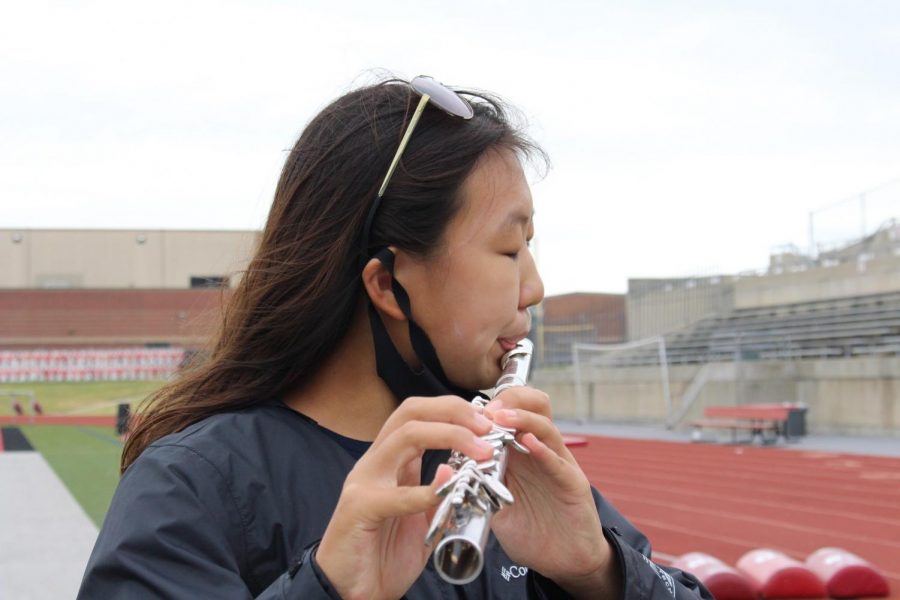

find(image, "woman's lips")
[498,337,525,352]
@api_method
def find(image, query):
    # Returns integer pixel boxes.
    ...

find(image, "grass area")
[20,425,123,527]
[0,380,165,416]
[1,381,166,527]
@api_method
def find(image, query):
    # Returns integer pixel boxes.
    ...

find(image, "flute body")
[425,339,534,585]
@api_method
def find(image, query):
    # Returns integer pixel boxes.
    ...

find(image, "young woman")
[78,76,712,599]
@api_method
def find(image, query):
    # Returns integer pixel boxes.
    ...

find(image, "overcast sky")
[2,0,899,295]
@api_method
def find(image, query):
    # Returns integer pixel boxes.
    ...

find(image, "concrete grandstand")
[533,220,900,437]
[2,225,899,436]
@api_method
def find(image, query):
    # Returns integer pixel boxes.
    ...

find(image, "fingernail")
[474,413,492,429]
[473,436,493,451]
[485,399,503,414]
[497,409,517,421]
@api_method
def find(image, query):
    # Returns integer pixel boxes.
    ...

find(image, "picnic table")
[690,403,807,444]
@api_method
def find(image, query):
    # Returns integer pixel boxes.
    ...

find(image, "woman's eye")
[504,239,533,259]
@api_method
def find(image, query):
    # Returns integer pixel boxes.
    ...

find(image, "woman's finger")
[365,421,494,476]
[375,395,493,446]
[353,463,456,523]
[518,432,582,489]
[424,464,454,523]
[491,407,570,458]
[484,386,552,419]
[349,483,440,523]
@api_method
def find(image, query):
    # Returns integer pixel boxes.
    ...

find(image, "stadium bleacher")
[600,290,900,367]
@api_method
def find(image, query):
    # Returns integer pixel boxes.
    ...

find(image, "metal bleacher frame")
[608,290,900,367]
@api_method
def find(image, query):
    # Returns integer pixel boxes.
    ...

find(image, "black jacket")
[78,401,712,599]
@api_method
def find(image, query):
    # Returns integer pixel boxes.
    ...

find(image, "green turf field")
[0,380,164,416]
[20,425,123,527]
[1,381,166,527]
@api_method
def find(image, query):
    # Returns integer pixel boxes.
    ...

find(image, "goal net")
[571,337,672,423]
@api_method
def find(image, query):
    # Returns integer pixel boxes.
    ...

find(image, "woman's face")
[394,148,544,391]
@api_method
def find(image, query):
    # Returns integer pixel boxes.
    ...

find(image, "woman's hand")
[485,388,621,598]
[316,395,494,600]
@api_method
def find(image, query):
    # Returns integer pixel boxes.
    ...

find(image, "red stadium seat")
[805,547,890,598]
[736,548,826,598]
[672,552,756,600]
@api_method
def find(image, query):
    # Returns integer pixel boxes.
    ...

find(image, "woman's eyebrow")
[500,210,534,230]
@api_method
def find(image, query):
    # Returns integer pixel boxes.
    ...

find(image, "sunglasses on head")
[359,76,474,269]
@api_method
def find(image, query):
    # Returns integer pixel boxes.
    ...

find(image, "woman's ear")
[361,254,406,321]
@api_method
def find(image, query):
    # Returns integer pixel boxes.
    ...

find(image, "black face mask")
[366,248,483,403]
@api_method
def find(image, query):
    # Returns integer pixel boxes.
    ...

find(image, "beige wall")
[0,229,259,289]
[624,254,900,339]
[734,255,900,309]
[534,356,900,436]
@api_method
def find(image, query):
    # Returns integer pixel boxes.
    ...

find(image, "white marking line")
[62,397,141,416]
[599,474,900,527]
[609,490,900,549]
[592,464,900,511]
[0,452,98,600]
[585,454,900,496]
[631,515,900,581]
[632,515,807,560]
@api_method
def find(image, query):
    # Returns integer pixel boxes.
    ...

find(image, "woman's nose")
[519,247,544,310]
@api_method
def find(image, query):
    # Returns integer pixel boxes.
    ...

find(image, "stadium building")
[533,220,900,436]
[1,225,899,435]
[0,229,255,349]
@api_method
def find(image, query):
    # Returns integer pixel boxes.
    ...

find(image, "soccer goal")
[571,337,672,423]
[1,390,37,417]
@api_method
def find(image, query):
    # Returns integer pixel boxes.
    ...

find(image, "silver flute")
[424,338,534,585]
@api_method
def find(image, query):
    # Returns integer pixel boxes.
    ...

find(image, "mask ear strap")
[366,247,475,400]
[377,251,452,384]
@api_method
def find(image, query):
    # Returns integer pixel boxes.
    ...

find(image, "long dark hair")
[122,77,546,472]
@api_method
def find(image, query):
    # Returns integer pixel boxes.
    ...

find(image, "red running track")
[3,417,896,595]
[569,436,900,598]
